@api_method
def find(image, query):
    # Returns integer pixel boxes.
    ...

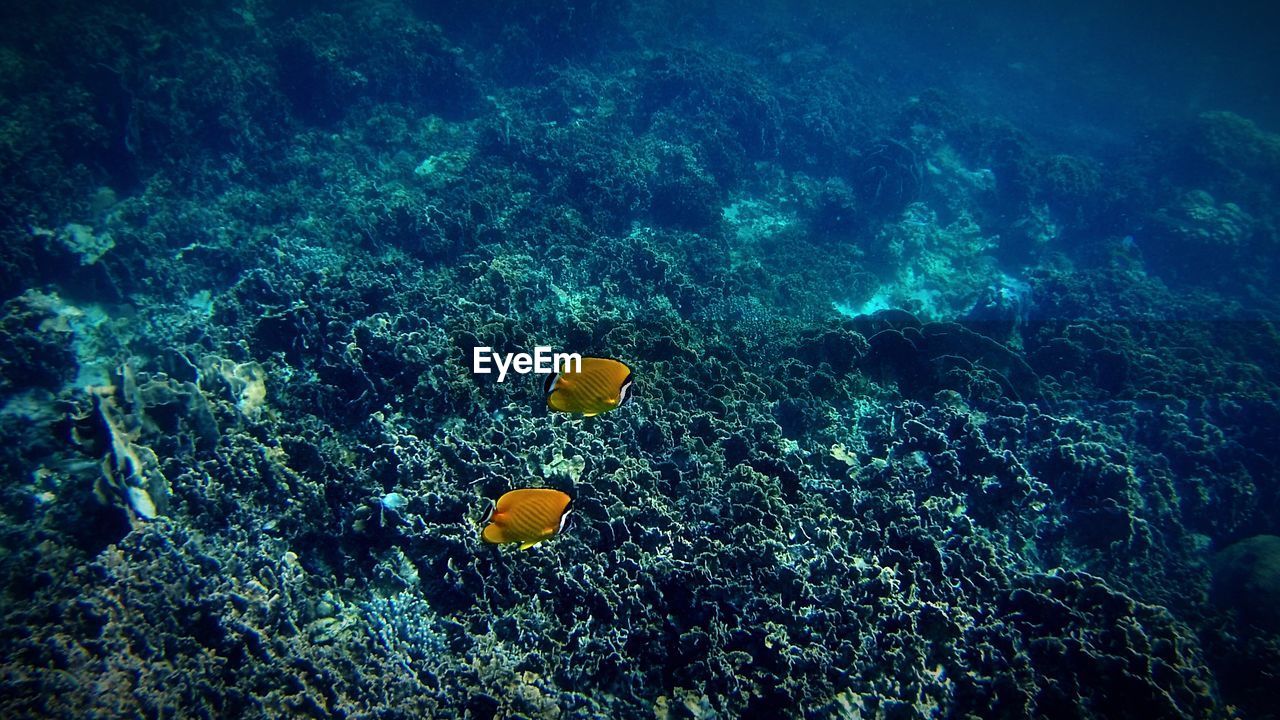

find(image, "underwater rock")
[1212,534,1280,634]
[851,138,923,217]
[794,322,869,375]
[1146,189,1257,283]
[1179,111,1280,206]
[856,309,1040,402]
[1035,153,1103,227]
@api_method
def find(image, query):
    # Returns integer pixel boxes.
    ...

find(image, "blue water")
[2,1,1278,717]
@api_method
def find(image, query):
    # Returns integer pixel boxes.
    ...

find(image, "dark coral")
[1212,534,1280,633]
[0,293,78,398]
[2,1,1278,718]
[855,310,1041,402]
[851,139,924,218]
[636,48,785,170]
[647,143,723,232]
[274,11,482,126]
[981,571,1218,719]
[408,0,633,77]
[1036,153,1104,227]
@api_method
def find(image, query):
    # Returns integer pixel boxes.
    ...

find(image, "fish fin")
[582,412,598,418]
[519,540,543,550]
[481,523,503,544]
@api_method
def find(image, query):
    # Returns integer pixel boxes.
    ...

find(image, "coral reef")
[2,1,1279,718]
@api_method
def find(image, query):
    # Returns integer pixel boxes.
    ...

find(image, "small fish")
[481,488,573,550]
[545,357,633,417]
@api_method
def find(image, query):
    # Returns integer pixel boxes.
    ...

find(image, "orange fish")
[481,488,573,550]
[545,357,633,417]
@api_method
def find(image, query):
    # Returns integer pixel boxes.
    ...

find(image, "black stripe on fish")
[618,372,633,406]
